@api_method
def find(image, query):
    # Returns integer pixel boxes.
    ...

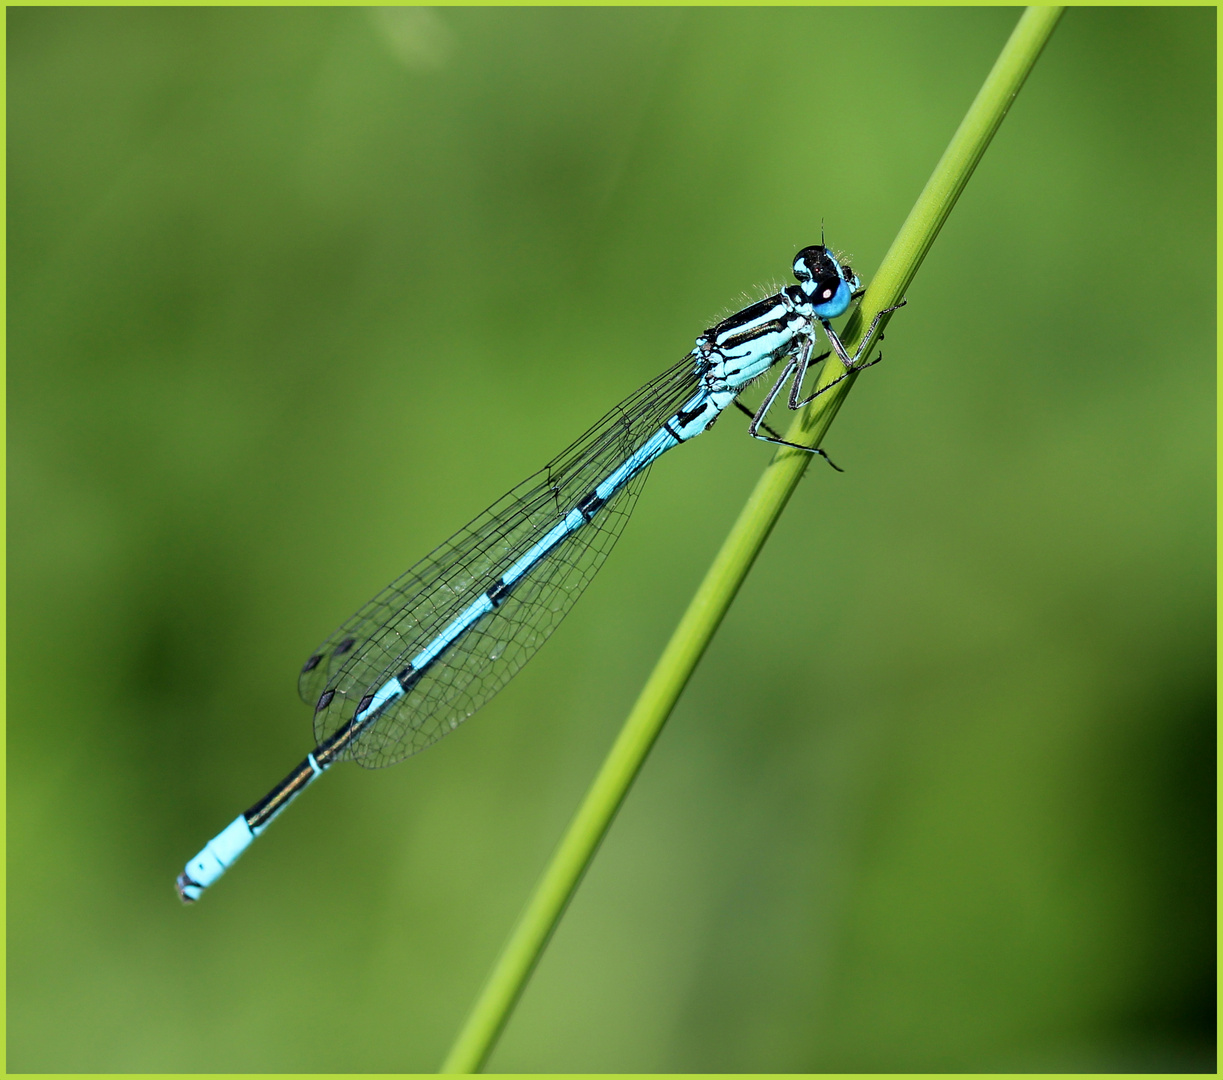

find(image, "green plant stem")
[440,7,1063,1073]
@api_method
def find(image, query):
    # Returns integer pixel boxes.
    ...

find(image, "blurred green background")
[7,6,1214,1072]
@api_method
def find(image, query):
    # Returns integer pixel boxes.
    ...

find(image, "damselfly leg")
[820,298,908,372]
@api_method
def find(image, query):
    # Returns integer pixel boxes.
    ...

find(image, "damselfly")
[176,244,901,902]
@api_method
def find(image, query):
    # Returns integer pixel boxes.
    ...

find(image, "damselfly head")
[792,245,859,317]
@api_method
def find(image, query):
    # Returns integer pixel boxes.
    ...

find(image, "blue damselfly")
[176,244,901,902]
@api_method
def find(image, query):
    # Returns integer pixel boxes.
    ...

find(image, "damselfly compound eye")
[815,276,841,302]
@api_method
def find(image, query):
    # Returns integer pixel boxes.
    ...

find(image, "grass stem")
[440,7,1064,1072]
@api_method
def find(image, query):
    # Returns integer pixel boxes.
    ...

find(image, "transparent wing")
[300,353,703,768]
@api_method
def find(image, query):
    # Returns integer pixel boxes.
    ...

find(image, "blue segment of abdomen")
[503,508,587,586]
[351,594,496,725]
[357,672,408,720]
[412,594,496,669]
[595,426,677,500]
